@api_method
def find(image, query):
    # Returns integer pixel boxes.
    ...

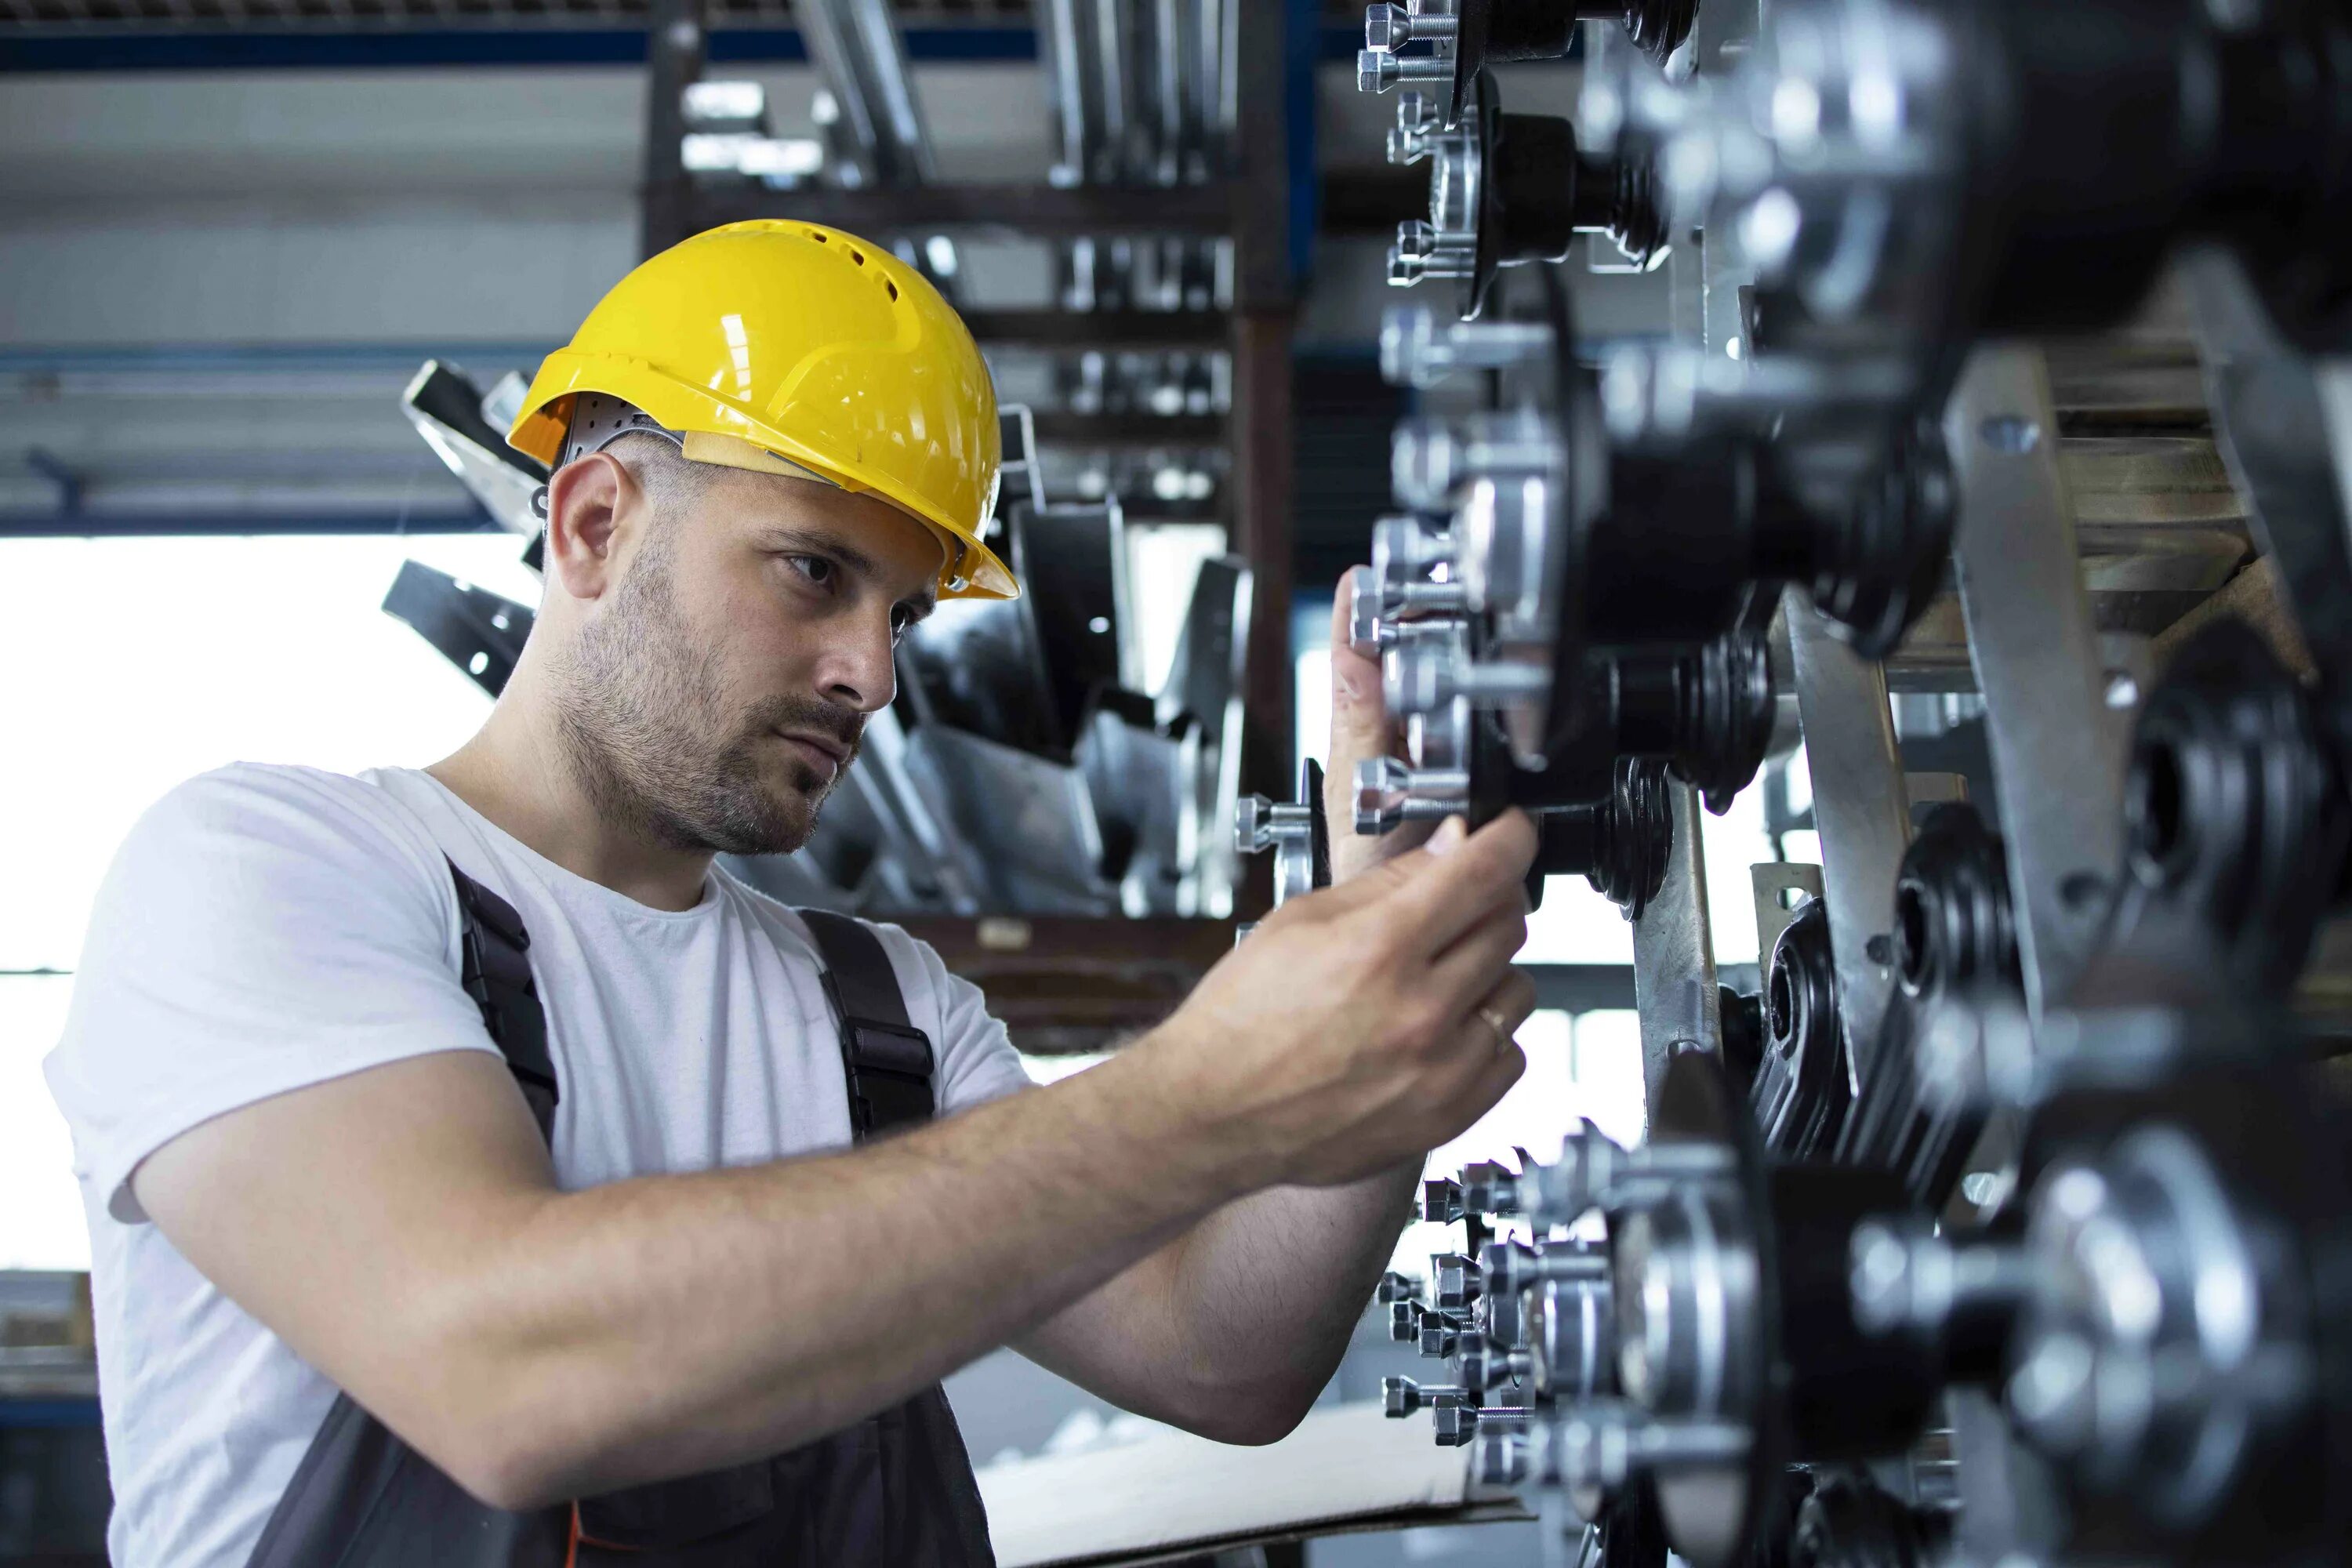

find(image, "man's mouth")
[774,728,851,779]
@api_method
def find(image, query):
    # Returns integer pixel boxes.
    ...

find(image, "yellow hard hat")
[509,220,1016,600]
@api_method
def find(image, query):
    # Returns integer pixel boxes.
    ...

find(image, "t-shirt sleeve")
[869,923,1034,1115]
[42,764,503,1225]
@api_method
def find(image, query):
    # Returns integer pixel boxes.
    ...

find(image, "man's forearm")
[434,1035,1251,1505]
[1159,1161,1422,1419]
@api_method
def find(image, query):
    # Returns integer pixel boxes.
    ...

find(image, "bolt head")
[1348,580,1389,658]
[1432,1252,1480,1309]
[1358,47,1398,93]
[1383,637,1455,716]
[1381,1374,1420,1417]
[1432,1403,1479,1446]
[1389,1299,1421,1341]
[1234,793,1273,854]
[1484,1240,1529,1295]
[1470,1429,1525,1487]
[1359,756,1413,837]
[1461,1160,1519,1213]
[1365,1,1410,50]
[1380,305,1439,387]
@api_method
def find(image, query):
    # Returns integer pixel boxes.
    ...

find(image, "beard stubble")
[551,529,862,857]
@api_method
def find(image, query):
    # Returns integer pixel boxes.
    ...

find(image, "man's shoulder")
[129,761,451,900]
[154,760,394,818]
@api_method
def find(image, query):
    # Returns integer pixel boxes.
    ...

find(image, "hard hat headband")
[554,391,976,590]
[560,392,828,488]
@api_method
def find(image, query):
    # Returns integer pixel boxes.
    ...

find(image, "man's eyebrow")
[759,525,880,580]
[761,524,938,619]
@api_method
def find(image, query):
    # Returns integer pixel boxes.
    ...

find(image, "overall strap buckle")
[797,909,937,1142]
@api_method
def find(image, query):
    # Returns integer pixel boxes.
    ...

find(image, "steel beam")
[1784,590,1911,1101]
[964,310,1231,350]
[1632,780,1722,1129]
[641,0,705,256]
[684,182,1240,238]
[1947,345,2130,1016]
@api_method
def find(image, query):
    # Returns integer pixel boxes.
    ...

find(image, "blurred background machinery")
[1356,2,2352,1566]
[9,0,2352,1563]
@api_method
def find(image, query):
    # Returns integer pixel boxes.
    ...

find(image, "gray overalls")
[242,862,997,1567]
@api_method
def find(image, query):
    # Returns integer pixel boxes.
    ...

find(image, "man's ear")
[543,452,636,604]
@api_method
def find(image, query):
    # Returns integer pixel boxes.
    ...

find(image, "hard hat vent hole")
[851,249,866,266]
[810,230,827,242]
[886,280,899,301]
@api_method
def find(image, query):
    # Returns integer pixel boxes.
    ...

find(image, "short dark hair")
[603,430,717,517]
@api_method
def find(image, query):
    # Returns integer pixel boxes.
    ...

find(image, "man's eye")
[891,606,916,641]
[789,556,835,587]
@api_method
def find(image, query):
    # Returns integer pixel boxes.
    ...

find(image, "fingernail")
[1428,816,1468,856]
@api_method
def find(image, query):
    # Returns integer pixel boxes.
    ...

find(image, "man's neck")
[428,690,714,914]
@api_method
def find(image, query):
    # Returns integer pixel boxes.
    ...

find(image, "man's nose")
[813,611,900,714]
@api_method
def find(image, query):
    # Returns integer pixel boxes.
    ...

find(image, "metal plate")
[1945,345,2129,1016]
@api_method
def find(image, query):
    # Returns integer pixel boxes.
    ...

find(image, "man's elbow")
[430,1414,580,1513]
[1170,1384,1318,1447]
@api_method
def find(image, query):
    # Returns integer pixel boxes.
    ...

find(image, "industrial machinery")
[1325,1,2352,1565]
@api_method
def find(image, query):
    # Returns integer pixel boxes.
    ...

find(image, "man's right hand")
[1145,809,1540,1189]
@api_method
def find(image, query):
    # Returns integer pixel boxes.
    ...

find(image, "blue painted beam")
[0,23,1037,73]
[2,20,1367,74]
[0,1397,102,1429]
[0,512,501,538]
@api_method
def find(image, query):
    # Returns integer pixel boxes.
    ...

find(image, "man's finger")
[1424,901,1532,1012]
[1327,568,1393,775]
[1388,811,1541,956]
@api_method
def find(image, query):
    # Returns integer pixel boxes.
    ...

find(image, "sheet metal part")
[1945,346,2129,1016]
[1631,780,1721,1127]
[1782,590,1909,1102]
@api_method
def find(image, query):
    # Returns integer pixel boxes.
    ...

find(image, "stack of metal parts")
[679,2,1235,516]
[679,1,964,290]
[392,367,1252,919]
[1038,0,1236,513]
[1279,2,2352,1565]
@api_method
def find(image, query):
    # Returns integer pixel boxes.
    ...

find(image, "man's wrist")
[1097,1014,1286,1201]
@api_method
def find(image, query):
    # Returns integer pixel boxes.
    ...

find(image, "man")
[45,221,1538,1567]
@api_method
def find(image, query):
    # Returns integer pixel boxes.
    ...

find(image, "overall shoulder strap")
[446,857,558,1143]
[797,909,936,1142]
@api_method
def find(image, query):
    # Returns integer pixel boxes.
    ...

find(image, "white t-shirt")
[43,762,1033,1568]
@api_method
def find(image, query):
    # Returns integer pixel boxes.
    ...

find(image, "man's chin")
[749,772,832,855]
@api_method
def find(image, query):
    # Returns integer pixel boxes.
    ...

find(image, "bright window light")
[0,532,543,1270]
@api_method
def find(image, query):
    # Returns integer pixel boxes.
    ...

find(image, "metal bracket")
[1783,589,1911,1102]
[1751,861,1825,961]
[2183,250,2352,695]
[1632,779,1721,1132]
[381,560,534,699]
[1945,344,2129,1018]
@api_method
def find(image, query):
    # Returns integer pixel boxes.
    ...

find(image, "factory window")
[0,532,541,1271]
